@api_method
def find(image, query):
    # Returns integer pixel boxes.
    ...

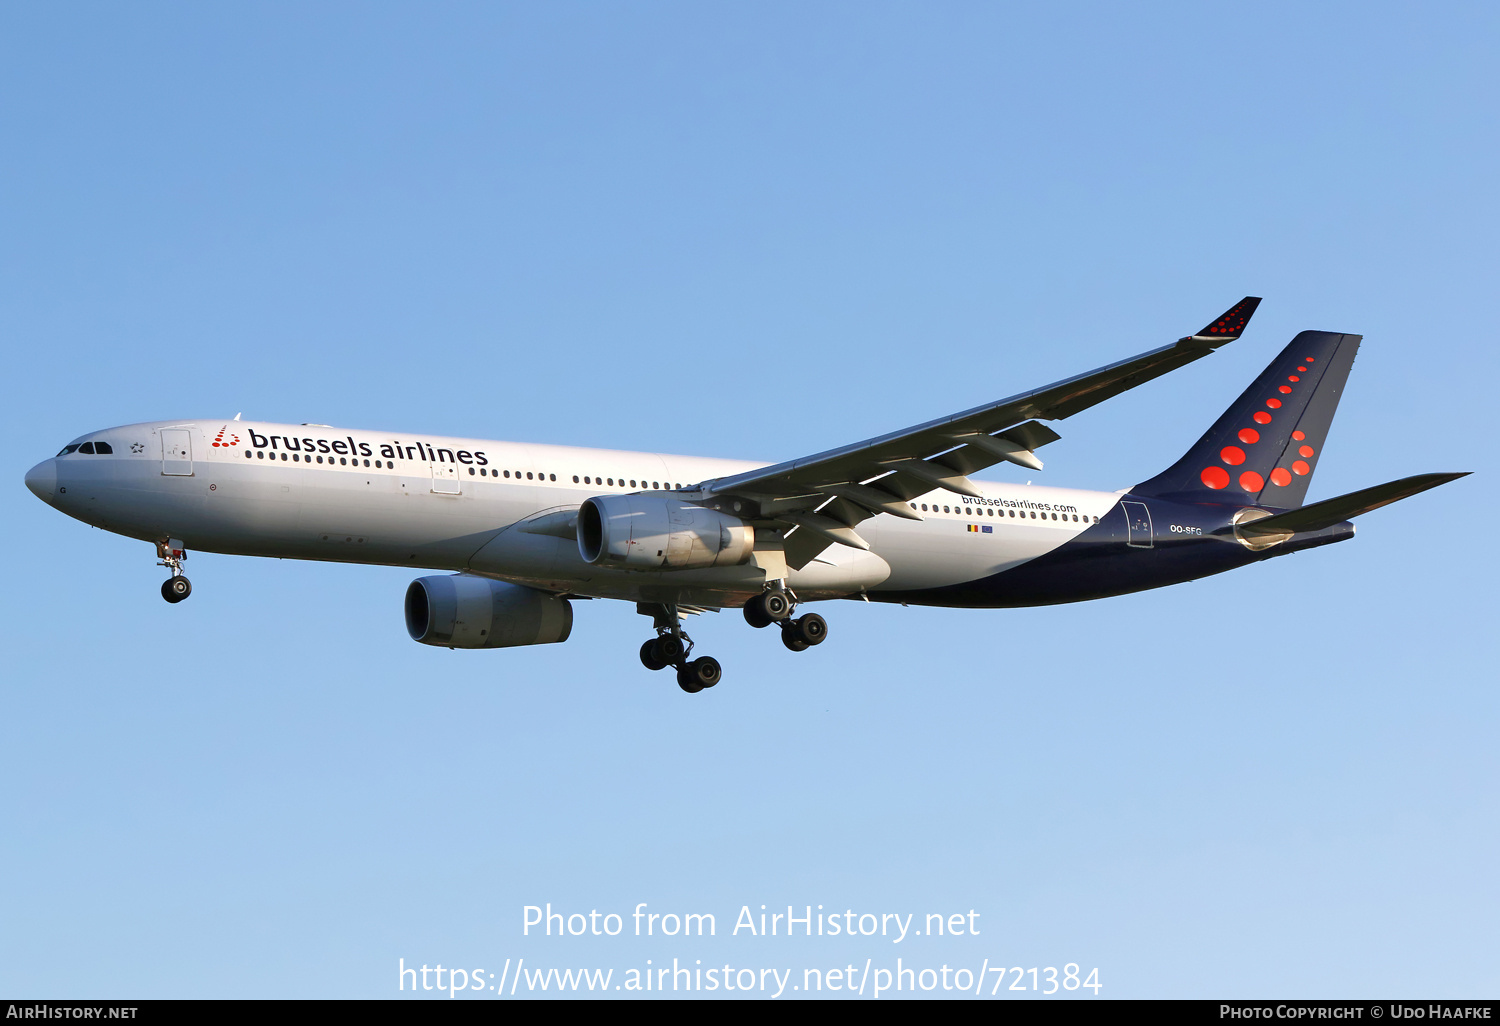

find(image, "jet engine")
[405,574,573,649]
[577,494,754,570]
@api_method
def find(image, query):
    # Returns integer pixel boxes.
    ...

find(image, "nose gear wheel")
[155,539,192,603]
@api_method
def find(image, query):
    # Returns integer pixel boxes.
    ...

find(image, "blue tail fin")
[1133,330,1361,507]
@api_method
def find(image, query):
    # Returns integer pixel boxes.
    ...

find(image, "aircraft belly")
[785,547,890,598]
[865,519,1080,591]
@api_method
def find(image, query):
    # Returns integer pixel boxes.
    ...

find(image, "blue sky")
[2,2,1495,999]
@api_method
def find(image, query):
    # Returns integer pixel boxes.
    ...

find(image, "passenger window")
[79,442,95,454]
[550,474,556,481]
[607,478,614,486]
[468,467,475,475]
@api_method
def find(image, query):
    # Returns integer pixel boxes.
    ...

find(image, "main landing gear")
[637,588,829,695]
[156,539,192,604]
[743,587,828,653]
[637,603,722,694]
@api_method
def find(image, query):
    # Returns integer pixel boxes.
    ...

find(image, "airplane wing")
[696,297,1262,569]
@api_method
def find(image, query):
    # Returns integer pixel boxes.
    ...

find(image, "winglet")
[1184,296,1262,345]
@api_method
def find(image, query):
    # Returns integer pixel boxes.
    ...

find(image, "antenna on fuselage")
[234,413,241,421]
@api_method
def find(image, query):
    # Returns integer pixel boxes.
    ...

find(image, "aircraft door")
[431,461,461,495]
[1123,500,1153,548]
[161,429,193,476]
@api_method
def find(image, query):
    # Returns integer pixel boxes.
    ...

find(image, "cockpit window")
[93,442,112,454]
[56,444,80,456]
[79,442,96,454]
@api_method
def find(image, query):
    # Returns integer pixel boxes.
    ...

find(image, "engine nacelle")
[405,575,573,649]
[577,494,754,570]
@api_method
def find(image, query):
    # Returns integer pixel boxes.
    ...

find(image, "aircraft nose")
[25,459,57,503]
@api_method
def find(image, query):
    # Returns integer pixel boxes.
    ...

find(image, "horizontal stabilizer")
[1239,473,1470,537]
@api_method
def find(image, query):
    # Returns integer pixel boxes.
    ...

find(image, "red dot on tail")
[1292,461,1311,475]
[1201,466,1230,489]
[1253,412,1272,425]
[1299,445,1315,458]
[1288,375,1300,382]
[1267,399,1282,408]
[1306,357,1315,361]
[1238,428,1260,444]
[1270,468,1292,487]
[1297,366,1307,372]
[1279,385,1292,394]
[1220,446,1246,466]
[1239,471,1264,492]
[1292,430,1305,440]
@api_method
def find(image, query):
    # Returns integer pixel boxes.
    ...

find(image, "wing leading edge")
[697,297,1261,569]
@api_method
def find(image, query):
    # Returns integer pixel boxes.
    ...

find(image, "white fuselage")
[32,420,1123,608]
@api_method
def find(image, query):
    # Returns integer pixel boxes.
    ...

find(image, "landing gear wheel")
[654,635,686,665]
[677,656,721,692]
[761,590,792,621]
[743,595,773,629]
[161,576,192,604]
[781,628,810,653]
[640,639,669,671]
[793,613,827,646]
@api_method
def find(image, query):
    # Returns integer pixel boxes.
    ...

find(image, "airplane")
[24,298,1468,694]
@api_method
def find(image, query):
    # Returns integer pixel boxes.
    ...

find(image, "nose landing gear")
[638,602,721,694]
[156,539,192,604]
